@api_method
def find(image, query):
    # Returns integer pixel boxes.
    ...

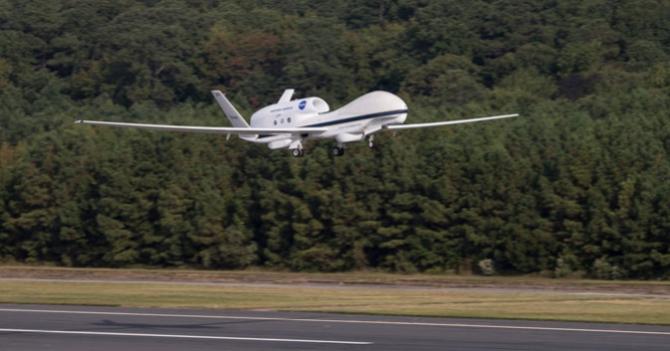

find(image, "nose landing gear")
[366,135,374,148]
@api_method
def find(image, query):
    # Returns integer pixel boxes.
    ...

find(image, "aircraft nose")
[374,91,408,111]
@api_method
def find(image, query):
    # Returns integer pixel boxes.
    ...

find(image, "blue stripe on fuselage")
[255,109,408,139]
[304,109,408,128]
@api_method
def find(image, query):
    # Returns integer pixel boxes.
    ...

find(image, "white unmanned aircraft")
[76,90,518,157]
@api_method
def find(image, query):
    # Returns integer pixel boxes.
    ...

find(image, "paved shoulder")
[1,304,669,351]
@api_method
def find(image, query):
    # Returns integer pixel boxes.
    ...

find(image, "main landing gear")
[290,140,305,158]
[291,148,305,157]
[331,145,345,157]
[367,135,374,148]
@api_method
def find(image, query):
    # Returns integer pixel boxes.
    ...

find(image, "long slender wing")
[75,120,328,135]
[385,113,519,130]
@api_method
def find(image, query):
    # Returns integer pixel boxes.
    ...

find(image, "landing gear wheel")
[331,146,345,157]
[291,148,304,157]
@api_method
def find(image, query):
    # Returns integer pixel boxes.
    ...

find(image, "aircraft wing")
[75,120,329,135]
[385,113,519,130]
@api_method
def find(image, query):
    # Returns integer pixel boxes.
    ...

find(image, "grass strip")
[2,265,670,294]
[1,280,669,325]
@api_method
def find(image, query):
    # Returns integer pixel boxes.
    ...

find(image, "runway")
[1,304,669,350]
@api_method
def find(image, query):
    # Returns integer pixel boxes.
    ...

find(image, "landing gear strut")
[331,145,345,157]
[367,135,374,148]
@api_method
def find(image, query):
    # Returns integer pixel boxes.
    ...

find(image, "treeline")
[1,0,670,279]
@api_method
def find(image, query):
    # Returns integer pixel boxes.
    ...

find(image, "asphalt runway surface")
[1,304,669,350]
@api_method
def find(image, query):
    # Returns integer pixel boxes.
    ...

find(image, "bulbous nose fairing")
[336,91,408,117]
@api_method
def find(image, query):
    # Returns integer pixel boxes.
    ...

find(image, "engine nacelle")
[292,97,330,114]
[250,97,330,128]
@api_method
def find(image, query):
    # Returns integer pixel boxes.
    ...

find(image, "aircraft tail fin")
[211,90,251,128]
[278,89,295,104]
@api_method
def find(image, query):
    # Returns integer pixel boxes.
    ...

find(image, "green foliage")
[0,0,669,279]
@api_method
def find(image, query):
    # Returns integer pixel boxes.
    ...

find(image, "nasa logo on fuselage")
[299,100,307,110]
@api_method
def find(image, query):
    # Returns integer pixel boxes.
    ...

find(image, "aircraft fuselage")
[248,91,408,150]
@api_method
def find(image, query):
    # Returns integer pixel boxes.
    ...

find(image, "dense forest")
[1,0,669,279]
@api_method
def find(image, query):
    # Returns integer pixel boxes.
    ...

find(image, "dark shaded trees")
[1,0,669,279]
